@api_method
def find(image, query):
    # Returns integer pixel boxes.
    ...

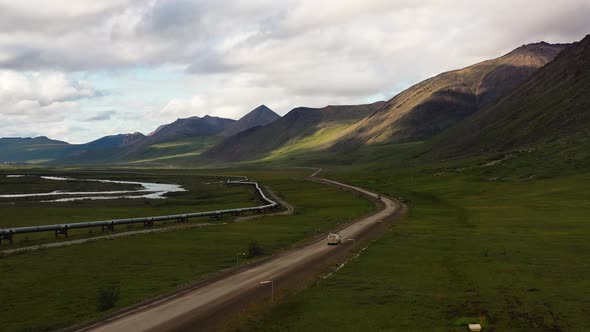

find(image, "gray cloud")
[86,110,117,121]
[0,0,589,142]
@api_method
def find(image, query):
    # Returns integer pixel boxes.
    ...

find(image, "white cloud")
[0,70,103,141]
[0,0,588,141]
[0,71,98,107]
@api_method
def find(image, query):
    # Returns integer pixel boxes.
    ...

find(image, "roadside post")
[236,252,245,265]
[348,238,356,251]
[260,280,274,305]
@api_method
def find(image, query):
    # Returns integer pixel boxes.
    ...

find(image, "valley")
[1,8,588,330]
[0,168,374,331]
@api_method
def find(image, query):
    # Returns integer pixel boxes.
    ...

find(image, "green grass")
[262,123,356,161]
[124,151,203,163]
[149,141,194,149]
[120,137,219,165]
[0,168,374,332]
[239,164,590,331]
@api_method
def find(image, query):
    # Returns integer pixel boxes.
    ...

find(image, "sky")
[0,0,588,143]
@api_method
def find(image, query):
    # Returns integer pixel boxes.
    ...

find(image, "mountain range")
[204,102,385,162]
[1,35,588,167]
[0,105,278,164]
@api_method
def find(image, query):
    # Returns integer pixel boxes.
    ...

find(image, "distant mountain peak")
[219,105,280,137]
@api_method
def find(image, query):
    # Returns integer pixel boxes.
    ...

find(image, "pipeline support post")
[55,227,68,239]
[102,223,115,232]
[0,231,13,245]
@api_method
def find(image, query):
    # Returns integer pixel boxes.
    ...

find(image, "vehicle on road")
[327,233,342,245]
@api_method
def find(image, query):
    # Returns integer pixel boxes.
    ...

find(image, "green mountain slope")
[335,42,567,149]
[431,35,590,157]
[204,102,385,162]
[49,116,235,165]
[113,106,280,165]
[0,137,71,163]
[148,115,235,143]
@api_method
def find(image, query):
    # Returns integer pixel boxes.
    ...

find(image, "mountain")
[53,132,148,164]
[82,132,146,150]
[335,42,568,149]
[59,116,237,165]
[219,105,280,137]
[149,115,235,143]
[430,35,590,157]
[205,102,385,162]
[1,115,237,165]
[0,136,71,163]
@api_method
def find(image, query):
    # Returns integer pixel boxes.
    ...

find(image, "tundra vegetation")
[0,168,373,332]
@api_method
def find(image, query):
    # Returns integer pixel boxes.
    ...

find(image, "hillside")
[83,132,146,150]
[149,115,235,143]
[220,105,280,137]
[52,115,236,165]
[431,35,590,157]
[0,133,150,164]
[205,102,385,162]
[0,137,71,163]
[335,42,567,149]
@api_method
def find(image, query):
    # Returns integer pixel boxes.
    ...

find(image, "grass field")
[237,163,590,331]
[0,168,374,332]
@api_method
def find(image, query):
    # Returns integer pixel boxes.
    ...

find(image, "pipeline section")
[0,177,279,244]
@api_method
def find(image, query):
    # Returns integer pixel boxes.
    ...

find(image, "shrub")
[96,283,120,312]
[246,240,264,258]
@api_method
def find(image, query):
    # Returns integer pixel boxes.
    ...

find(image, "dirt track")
[79,171,404,332]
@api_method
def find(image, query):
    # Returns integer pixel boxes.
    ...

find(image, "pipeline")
[0,176,279,244]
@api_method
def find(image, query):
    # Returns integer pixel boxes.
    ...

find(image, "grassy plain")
[0,168,374,332]
[238,158,590,331]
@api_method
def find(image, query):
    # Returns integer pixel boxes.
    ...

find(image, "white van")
[327,233,342,245]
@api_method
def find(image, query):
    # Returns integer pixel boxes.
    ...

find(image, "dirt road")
[80,171,403,332]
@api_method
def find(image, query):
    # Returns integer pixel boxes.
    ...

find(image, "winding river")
[1,175,186,202]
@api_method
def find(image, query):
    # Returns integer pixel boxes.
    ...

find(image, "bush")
[246,240,264,258]
[96,283,120,312]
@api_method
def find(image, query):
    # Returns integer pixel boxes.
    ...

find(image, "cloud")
[0,70,107,142]
[0,0,589,141]
[0,70,99,108]
[86,110,117,121]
